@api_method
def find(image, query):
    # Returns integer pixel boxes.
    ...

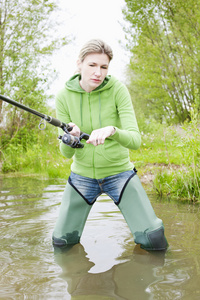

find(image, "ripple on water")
[0,177,200,299]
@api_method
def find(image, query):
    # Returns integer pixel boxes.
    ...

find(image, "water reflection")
[54,244,165,300]
[0,177,200,299]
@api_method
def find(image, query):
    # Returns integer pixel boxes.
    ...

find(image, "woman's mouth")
[91,79,101,83]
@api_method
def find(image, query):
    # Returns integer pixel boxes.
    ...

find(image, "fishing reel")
[38,117,89,148]
[58,132,90,149]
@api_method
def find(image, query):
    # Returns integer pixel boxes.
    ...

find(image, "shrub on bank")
[0,125,71,179]
[131,112,200,202]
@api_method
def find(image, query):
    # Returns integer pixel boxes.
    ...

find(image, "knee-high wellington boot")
[52,182,93,247]
[117,174,168,251]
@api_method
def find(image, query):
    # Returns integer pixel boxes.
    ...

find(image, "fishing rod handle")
[44,116,89,140]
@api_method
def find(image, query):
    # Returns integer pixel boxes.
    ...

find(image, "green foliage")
[1,124,72,179]
[123,0,200,124]
[154,168,200,202]
[0,0,70,139]
[0,0,72,177]
[132,110,200,202]
[130,118,185,167]
[1,112,199,201]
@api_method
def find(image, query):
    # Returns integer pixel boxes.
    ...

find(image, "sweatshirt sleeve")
[110,83,141,150]
[55,91,75,159]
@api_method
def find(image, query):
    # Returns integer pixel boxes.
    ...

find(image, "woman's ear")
[76,59,82,73]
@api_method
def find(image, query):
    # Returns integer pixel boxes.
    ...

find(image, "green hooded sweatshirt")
[55,74,141,179]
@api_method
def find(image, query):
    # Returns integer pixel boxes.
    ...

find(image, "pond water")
[0,177,200,300]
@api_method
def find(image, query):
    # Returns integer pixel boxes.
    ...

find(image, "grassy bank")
[131,116,200,202]
[0,126,72,180]
[1,117,199,202]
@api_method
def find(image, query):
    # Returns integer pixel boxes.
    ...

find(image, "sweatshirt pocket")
[98,140,129,164]
[74,143,94,166]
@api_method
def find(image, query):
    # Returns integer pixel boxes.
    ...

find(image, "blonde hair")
[78,39,113,62]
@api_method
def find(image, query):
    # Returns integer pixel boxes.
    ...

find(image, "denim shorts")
[68,169,136,204]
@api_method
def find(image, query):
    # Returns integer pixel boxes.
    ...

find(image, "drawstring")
[99,92,102,128]
[80,94,83,127]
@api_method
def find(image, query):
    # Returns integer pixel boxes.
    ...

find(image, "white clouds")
[50,0,129,96]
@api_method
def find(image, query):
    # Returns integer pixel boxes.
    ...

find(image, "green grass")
[0,126,72,180]
[130,119,200,202]
[1,115,200,202]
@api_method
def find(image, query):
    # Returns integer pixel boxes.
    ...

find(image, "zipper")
[88,93,96,178]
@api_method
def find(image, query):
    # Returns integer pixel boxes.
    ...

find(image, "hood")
[65,74,117,93]
[64,74,118,128]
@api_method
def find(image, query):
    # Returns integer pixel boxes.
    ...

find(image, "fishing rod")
[0,94,89,148]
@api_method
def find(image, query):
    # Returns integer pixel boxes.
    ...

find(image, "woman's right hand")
[68,122,81,137]
[86,126,116,146]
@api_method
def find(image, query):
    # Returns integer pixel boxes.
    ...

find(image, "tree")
[0,0,70,142]
[123,0,200,124]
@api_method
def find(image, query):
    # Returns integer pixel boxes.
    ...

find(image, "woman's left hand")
[86,126,116,146]
[68,122,81,137]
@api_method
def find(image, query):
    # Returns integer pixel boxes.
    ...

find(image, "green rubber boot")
[52,182,92,247]
[118,175,168,251]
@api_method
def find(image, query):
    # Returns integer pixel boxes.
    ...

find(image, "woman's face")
[78,53,110,93]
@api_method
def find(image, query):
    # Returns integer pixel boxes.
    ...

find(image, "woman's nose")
[94,67,101,76]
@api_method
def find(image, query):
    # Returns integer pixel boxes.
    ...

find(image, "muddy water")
[0,177,200,300]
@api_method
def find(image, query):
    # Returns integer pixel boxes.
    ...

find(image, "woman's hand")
[68,122,81,137]
[86,126,116,146]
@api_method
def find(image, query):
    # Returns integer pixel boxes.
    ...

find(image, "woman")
[52,39,168,251]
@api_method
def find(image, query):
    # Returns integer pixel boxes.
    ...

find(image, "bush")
[152,110,200,202]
